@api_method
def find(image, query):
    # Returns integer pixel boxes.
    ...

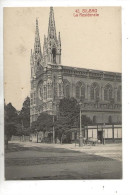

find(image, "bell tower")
[43,7,61,66]
[30,18,43,78]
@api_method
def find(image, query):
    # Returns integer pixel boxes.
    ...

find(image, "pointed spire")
[43,35,47,53]
[48,7,57,39]
[36,18,38,31]
[35,18,39,40]
[34,18,41,55]
[44,35,47,45]
[58,32,61,46]
[30,49,33,62]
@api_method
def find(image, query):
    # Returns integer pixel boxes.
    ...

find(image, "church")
[30,7,122,128]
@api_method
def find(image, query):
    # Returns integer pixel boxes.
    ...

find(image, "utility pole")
[103,123,105,145]
[52,115,55,143]
[79,101,83,147]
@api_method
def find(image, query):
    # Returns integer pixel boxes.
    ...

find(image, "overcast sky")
[4,7,121,110]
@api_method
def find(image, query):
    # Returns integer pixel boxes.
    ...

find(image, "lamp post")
[79,101,83,147]
[52,115,55,143]
[103,123,105,145]
[52,102,56,144]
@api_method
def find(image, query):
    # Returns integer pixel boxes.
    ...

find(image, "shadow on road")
[5,142,80,153]
[5,142,122,180]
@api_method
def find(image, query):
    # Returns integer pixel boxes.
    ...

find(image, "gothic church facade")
[30,7,122,125]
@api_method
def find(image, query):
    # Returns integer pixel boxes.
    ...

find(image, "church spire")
[34,18,41,55]
[48,7,57,40]
[58,32,61,46]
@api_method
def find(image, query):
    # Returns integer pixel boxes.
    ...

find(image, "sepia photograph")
[4,6,122,180]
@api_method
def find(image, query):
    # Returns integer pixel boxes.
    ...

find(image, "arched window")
[81,86,85,99]
[43,86,47,100]
[48,84,52,98]
[63,79,70,98]
[117,86,121,102]
[104,84,113,101]
[54,76,57,99]
[76,81,85,99]
[90,83,99,100]
[59,83,62,97]
[108,88,112,100]
[52,48,56,64]
[95,87,99,99]
[91,86,94,100]
[104,88,107,101]
[37,60,40,66]
[37,81,43,100]
[76,86,80,99]
[65,85,70,98]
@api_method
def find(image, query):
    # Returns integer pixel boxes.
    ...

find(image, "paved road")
[5,142,122,180]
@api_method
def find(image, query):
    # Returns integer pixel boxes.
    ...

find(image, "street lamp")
[103,123,105,145]
[52,115,55,143]
[79,101,83,147]
[103,123,105,144]
[52,102,56,144]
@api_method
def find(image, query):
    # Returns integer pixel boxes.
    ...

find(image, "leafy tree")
[15,124,31,136]
[59,97,80,127]
[30,112,53,143]
[54,116,70,143]
[37,112,53,132]
[55,98,80,143]
[81,115,92,126]
[4,103,18,147]
[31,112,53,133]
[31,121,38,133]
[5,103,18,122]
[55,98,93,143]
[19,96,30,128]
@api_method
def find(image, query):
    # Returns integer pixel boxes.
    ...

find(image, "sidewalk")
[51,143,122,161]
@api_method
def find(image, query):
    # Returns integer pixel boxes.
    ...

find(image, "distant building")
[30,7,122,126]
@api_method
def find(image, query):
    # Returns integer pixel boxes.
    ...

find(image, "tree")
[15,124,31,136]
[55,98,80,143]
[19,96,30,128]
[4,103,18,147]
[31,121,38,133]
[37,112,53,132]
[31,112,53,134]
[31,112,53,143]
[54,116,70,143]
[59,97,80,127]
[81,115,92,127]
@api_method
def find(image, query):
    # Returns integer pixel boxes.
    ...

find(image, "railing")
[83,102,121,111]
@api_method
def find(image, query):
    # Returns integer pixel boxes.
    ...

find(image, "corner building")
[30,7,122,126]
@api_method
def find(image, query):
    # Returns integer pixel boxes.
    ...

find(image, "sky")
[4,7,121,110]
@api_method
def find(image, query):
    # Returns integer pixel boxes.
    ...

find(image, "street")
[5,141,122,180]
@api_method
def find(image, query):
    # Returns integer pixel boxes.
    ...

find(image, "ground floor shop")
[71,124,122,144]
